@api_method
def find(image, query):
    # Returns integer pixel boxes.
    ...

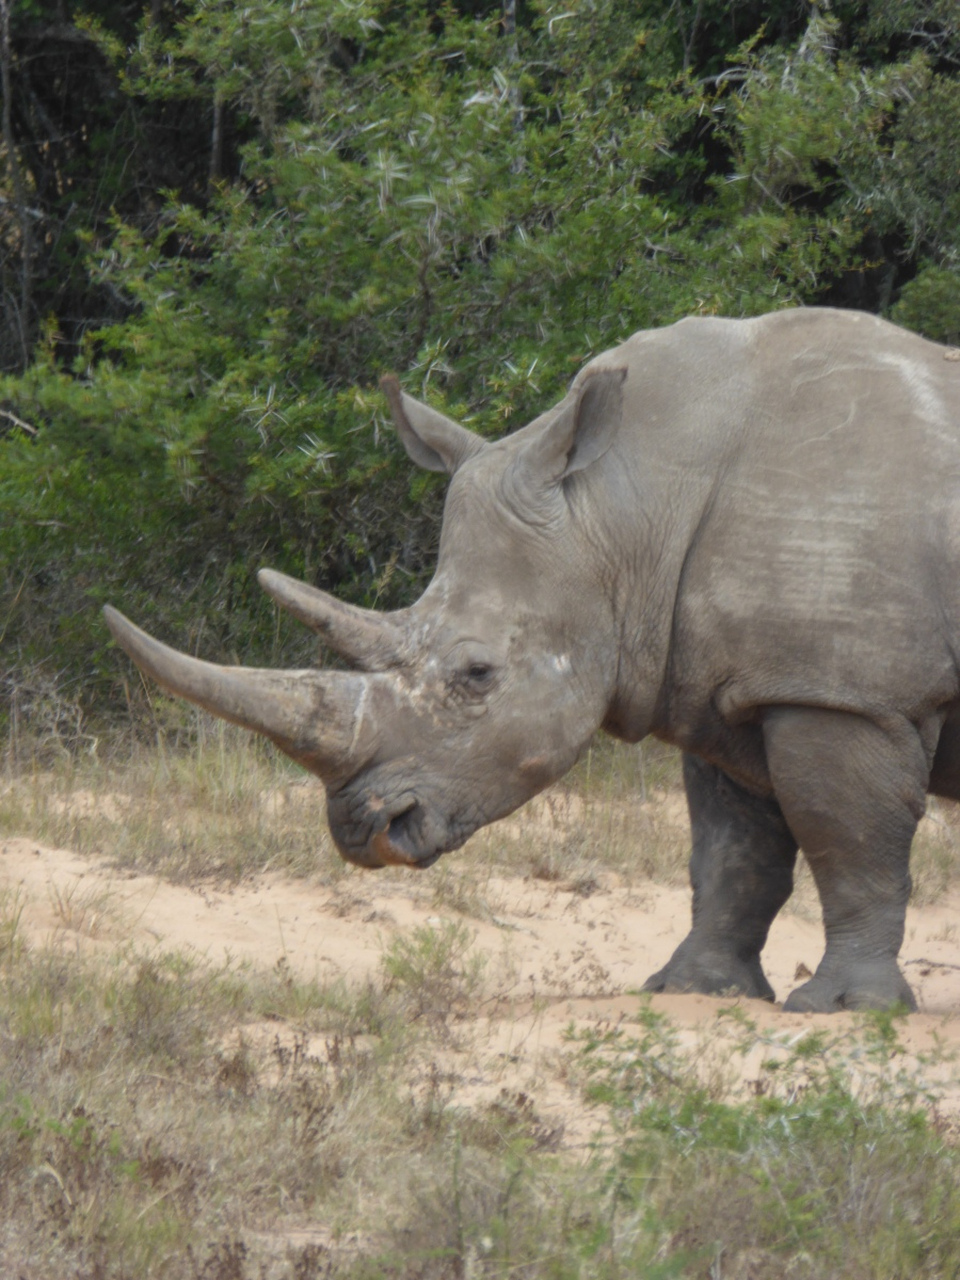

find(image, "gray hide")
[106,307,960,1012]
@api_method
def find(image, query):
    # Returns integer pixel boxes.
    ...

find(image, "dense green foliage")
[1,0,959,725]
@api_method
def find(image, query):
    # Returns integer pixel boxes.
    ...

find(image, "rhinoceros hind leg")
[765,706,926,1015]
[643,754,797,1002]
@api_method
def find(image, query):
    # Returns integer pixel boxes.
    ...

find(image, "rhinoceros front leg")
[643,753,798,1001]
[764,706,925,1013]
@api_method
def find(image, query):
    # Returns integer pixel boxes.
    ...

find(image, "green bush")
[2,0,958,727]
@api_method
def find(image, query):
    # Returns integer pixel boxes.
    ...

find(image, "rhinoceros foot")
[782,958,917,1013]
[643,939,776,1002]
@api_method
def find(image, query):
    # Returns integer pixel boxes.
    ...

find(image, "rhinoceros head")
[105,364,628,868]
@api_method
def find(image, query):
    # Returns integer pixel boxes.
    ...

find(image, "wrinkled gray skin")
[106,307,960,1013]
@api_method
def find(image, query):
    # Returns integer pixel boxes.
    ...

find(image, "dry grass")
[464,737,689,890]
[574,1005,960,1280]
[0,719,343,884]
[5,729,960,1276]
[0,721,691,891]
[47,876,117,938]
[911,798,960,906]
[2,898,960,1279]
[0,892,601,1279]
[4,720,960,921]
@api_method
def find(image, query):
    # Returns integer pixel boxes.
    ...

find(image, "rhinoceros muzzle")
[326,785,456,869]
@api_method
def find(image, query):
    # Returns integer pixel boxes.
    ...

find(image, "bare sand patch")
[5,809,960,1147]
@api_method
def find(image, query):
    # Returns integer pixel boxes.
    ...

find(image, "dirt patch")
[5,812,960,1144]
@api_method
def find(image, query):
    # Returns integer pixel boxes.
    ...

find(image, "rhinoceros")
[105,306,960,1013]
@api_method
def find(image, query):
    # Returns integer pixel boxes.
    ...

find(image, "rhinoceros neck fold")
[568,450,723,747]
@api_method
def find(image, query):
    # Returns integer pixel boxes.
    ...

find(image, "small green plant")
[573,1002,960,1278]
[380,919,486,1031]
[429,861,501,922]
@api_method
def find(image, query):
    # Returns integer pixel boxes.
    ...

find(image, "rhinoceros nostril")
[386,801,420,854]
[368,800,440,868]
[365,798,425,866]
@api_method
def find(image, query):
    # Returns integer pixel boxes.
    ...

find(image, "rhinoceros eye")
[449,649,497,699]
[454,661,495,695]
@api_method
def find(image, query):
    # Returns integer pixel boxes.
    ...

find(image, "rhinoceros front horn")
[257,568,403,669]
[103,606,378,783]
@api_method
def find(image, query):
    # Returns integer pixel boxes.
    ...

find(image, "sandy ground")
[5,808,960,1148]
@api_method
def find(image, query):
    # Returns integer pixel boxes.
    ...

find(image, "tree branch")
[502,0,523,173]
[0,0,34,369]
[0,406,38,435]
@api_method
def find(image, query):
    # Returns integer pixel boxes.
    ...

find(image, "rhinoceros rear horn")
[381,375,486,475]
[103,606,377,782]
[257,568,403,668]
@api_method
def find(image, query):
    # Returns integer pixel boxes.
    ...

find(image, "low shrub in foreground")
[577,1005,960,1279]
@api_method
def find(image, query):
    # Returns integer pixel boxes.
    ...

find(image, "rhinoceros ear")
[381,375,486,475]
[520,365,627,485]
